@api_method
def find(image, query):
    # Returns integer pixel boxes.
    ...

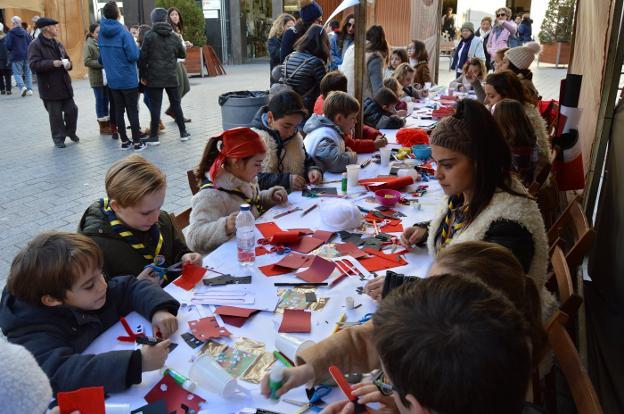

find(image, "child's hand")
[140,339,171,372]
[272,188,288,204]
[364,277,385,302]
[400,226,427,249]
[374,135,388,149]
[290,174,307,191]
[352,382,397,409]
[260,364,314,398]
[308,169,322,185]
[151,310,178,339]
[181,252,202,266]
[319,401,356,414]
[396,109,407,117]
[225,212,238,234]
[137,266,158,284]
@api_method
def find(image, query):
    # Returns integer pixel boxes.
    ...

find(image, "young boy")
[78,154,201,283]
[303,91,358,173]
[251,89,323,191]
[363,87,406,130]
[315,71,387,153]
[321,275,532,414]
[0,232,180,393]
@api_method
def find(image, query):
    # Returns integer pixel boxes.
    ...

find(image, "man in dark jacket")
[0,23,12,95]
[138,8,190,146]
[28,17,79,148]
[5,16,33,96]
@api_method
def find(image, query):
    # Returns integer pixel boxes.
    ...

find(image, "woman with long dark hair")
[166,7,191,123]
[329,13,354,70]
[279,0,323,63]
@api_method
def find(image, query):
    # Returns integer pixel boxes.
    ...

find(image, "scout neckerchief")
[439,194,469,246]
[200,180,265,214]
[99,198,164,261]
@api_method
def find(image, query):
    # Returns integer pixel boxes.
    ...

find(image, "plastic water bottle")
[236,204,256,266]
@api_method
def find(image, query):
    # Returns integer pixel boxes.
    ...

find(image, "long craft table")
[83,126,445,413]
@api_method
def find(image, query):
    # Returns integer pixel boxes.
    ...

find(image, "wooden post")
[354,0,368,139]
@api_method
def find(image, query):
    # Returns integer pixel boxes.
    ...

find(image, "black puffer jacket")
[28,35,73,100]
[138,22,186,88]
[363,98,405,129]
[281,50,326,114]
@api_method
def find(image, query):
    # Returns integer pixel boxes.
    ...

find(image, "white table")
[84,133,445,413]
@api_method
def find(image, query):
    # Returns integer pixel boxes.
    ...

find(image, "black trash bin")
[218,90,269,130]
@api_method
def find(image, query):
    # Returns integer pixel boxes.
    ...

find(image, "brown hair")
[486,71,532,105]
[463,57,487,79]
[167,7,184,34]
[374,274,531,413]
[105,154,166,208]
[383,77,402,97]
[495,47,509,61]
[323,91,360,121]
[320,70,348,98]
[366,25,390,63]
[390,48,409,68]
[392,62,415,83]
[492,98,537,147]
[374,87,400,107]
[408,39,429,62]
[268,13,295,39]
[8,232,103,304]
[434,241,547,361]
[294,24,330,62]
[481,16,492,24]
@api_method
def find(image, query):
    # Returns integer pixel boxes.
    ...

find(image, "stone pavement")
[0,61,566,285]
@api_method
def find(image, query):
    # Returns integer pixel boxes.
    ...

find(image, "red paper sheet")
[359,176,414,191]
[312,230,335,243]
[359,248,408,272]
[58,386,105,414]
[271,230,304,244]
[288,236,325,254]
[216,307,259,327]
[288,228,314,235]
[188,316,231,340]
[255,246,271,256]
[256,222,283,238]
[296,256,336,283]
[259,264,293,277]
[276,252,314,269]
[335,243,367,259]
[278,309,311,333]
[363,212,405,233]
[173,263,206,290]
[144,375,206,414]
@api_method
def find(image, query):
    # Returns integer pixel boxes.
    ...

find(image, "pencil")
[300,203,319,217]
[333,313,347,334]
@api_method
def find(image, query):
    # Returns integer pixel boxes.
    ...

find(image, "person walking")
[84,23,111,135]
[28,18,79,148]
[0,23,13,95]
[166,7,192,123]
[99,1,145,151]
[5,16,33,97]
[139,8,190,146]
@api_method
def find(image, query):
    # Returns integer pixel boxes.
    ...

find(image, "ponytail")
[195,137,222,185]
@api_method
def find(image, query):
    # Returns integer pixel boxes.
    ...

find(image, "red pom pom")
[396,128,430,147]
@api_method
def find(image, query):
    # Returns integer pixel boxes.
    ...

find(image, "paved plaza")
[0,61,566,283]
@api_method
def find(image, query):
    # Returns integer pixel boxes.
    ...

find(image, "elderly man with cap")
[138,7,190,146]
[450,21,485,79]
[28,17,79,148]
[5,16,33,96]
[279,0,323,63]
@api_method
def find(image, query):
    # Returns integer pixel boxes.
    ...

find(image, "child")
[383,77,409,114]
[78,154,201,283]
[363,87,407,129]
[186,128,288,254]
[392,62,423,101]
[313,70,348,115]
[493,47,509,72]
[407,39,432,86]
[251,89,323,191]
[449,57,487,102]
[0,232,180,393]
[303,91,359,173]
[384,48,408,78]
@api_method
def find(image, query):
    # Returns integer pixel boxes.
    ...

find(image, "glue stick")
[163,367,196,391]
[268,365,285,400]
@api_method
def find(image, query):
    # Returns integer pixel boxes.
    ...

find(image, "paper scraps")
[131,400,168,414]
[358,248,408,272]
[215,306,260,328]
[277,288,329,313]
[279,309,311,333]
[188,316,231,340]
[335,242,367,259]
[181,332,204,349]
[144,375,205,414]
[199,338,276,384]
[296,256,336,283]
[173,263,206,290]
[57,386,105,414]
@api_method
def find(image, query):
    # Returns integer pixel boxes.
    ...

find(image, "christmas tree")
[539,0,577,43]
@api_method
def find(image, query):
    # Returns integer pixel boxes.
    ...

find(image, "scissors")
[283,385,332,413]
[337,313,374,328]
[270,246,292,255]
[143,260,183,282]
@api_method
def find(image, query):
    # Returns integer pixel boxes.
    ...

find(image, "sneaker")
[55,142,66,148]
[144,136,160,146]
[26,89,33,96]
[20,87,27,97]
[134,141,147,151]
[68,134,80,143]
[180,131,191,142]
[120,140,132,150]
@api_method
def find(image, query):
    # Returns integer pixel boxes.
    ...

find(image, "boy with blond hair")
[0,232,180,393]
[79,154,201,283]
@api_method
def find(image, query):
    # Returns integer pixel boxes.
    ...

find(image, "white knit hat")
[0,334,52,413]
[504,42,542,70]
[320,199,362,231]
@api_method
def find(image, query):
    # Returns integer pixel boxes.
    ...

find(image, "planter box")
[183,45,226,78]
[184,46,204,77]
[540,42,571,65]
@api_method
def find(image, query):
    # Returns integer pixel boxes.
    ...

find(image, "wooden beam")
[354,0,368,138]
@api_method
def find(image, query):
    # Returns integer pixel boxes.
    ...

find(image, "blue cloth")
[98,18,139,90]
[11,60,32,90]
[451,34,474,72]
[5,27,31,62]
[93,86,109,118]
[329,34,352,70]
[518,20,533,42]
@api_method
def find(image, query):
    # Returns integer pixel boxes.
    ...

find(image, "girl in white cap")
[500,42,542,104]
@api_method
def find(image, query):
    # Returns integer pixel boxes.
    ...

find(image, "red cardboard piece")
[296,256,336,283]
[188,316,231,340]
[335,243,367,259]
[288,228,314,235]
[58,386,105,414]
[271,230,304,244]
[256,222,283,238]
[359,176,414,191]
[144,375,206,414]
[359,249,408,272]
[288,236,325,254]
[276,252,315,269]
[173,263,206,290]
[255,246,271,256]
[312,230,335,243]
[278,309,311,333]
[259,263,293,277]
[215,306,259,318]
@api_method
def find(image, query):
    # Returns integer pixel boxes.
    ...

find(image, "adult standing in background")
[279,0,323,63]
[441,7,456,40]
[28,18,79,148]
[518,13,533,45]
[476,16,493,70]
[0,23,12,95]
[30,16,41,39]
[267,13,295,79]
[84,23,111,135]
[5,16,33,97]
[167,7,192,123]
[329,13,354,71]
[451,22,485,79]
[487,7,517,57]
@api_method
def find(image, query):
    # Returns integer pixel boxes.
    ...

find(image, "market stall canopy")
[0,0,43,11]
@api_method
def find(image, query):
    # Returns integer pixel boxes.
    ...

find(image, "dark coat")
[78,201,191,279]
[28,35,73,100]
[281,50,326,114]
[267,36,282,71]
[279,27,302,63]
[518,19,533,42]
[138,22,186,89]
[0,276,180,393]
[0,36,10,69]
[363,98,406,129]
[5,27,31,62]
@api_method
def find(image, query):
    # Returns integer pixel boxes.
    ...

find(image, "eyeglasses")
[496,13,506,17]
[372,370,395,396]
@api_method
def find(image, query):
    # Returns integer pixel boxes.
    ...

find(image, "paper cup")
[346,164,360,188]
[189,354,238,397]
[380,148,391,167]
[275,333,315,362]
[105,403,131,414]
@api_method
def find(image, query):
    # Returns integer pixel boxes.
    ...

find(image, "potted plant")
[538,0,576,65]
[156,0,208,76]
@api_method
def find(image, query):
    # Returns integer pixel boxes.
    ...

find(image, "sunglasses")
[372,370,396,397]
[347,23,354,27]
[496,13,507,17]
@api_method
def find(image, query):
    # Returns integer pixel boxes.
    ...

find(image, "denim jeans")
[11,60,32,90]
[92,86,109,119]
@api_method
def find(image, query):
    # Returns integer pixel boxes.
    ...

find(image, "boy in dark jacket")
[363,87,406,130]
[0,24,12,95]
[78,154,201,283]
[0,232,180,393]
[139,8,190,146]
[251,90,322,191]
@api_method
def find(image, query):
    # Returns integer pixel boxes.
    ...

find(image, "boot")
[98,120,113,135]
[159,119,166,131]
[110,123,119,140]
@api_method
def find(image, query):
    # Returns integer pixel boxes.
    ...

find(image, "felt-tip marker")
[268,365,285,400]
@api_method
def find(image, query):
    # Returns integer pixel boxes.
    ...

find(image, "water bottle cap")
[240,204,251,211]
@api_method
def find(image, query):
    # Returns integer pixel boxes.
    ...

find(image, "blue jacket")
[518,19,533,42]
[5,27,31,62]
[329,33,352,71]
[98,18,139,89]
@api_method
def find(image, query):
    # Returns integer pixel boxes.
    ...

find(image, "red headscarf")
[209,127,267,181]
